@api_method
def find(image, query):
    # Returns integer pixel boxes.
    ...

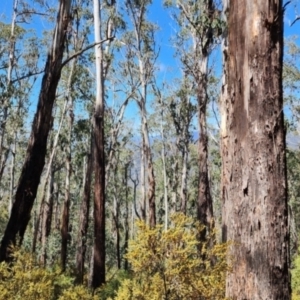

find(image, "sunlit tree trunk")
[92,0,106,288]
[221,1,290,298]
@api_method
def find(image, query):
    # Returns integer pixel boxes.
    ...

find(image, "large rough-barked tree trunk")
[221,1,290,299]
[197,56,213,238]
[0,0,72,262]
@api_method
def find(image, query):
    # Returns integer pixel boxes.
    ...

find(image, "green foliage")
[98,269,130,299]
[114,213,231,300]
[292,248,300,300]
[0,249,96,300]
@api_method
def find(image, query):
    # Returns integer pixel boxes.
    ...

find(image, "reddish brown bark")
[75,143,92,284]
[221,1,290,298]
[92,0,106,285]
[0,0,71,262]
[92,110,105,287]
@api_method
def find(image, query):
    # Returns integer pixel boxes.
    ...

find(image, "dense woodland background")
[0,0,299,299]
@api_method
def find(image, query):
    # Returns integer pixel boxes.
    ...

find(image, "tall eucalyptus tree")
[124,0,158,227]
[166,0,222,236]
[92,0,115,288]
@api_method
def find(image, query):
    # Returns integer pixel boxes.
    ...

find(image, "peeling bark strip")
[0,0,72,262]
[221,0,290,299]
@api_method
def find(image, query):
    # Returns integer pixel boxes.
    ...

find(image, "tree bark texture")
[0,0,71,262]
[92,0,106,288]
[75,143,92,284]
[221,1,290,299]
[197,56,213,238]
[61,56,76,272]
[142,112,156,228]
[196,0,214,239]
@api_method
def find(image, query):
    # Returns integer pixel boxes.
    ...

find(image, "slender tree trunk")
[0,150,9,190]
[9,132,17,215]
[0,0,72,262]
[126,0,156,228]
[60,136,71,271]
[106,98,130,181]
[221,1,290,298]
[196,1,214,239]
[160,110,169,230]
[75,140,93,284]
[40,168,55,266]
[180,142,188,215]
[54,180,61,231]
[0,0,18,186]
[123,163,129,270]
[140,141,146,222]
[140,136,147,222]
[32,97,68,254]
[141,100,156,227]
[113,193,121,269]
[130,169,141,220]
[170,153,179,213]
[92,0,106,288]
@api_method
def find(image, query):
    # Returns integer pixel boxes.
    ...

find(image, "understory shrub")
[0,249,96,300]
[114,213,231,300]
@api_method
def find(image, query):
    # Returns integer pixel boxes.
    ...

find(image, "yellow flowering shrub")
[0,249,96,300]
[115,213,231,300]
[292,248,300,300]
